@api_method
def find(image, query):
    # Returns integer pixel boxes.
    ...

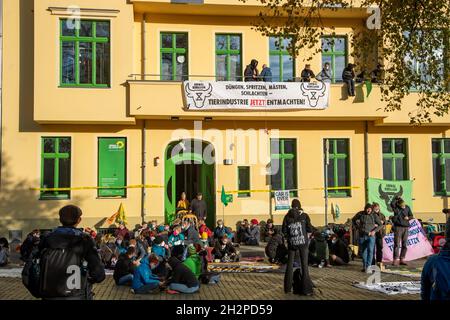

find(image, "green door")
[164,156,176,224]
[200,163,215,228]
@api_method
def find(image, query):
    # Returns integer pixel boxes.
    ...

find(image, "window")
[41,137,71,200]
[98,138,127,198]
[238,166,251,198]
[270,139,297,196]
[432,139,450,195]
[324,139,351,197]
[160,33,188,81]
[382,139,409,181]
[216,34,242,81]
[269,37,295,82]
[321,36,347,83]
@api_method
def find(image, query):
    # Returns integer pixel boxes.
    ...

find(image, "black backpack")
[21,254,42,298]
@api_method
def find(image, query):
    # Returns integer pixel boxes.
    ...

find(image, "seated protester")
[149,220,158,232]
[236,219,249,244]
[169,225,185,248]
[0,237,10,267]
[309,231,331,267]
[166,256,200,294]
[213,234,240,262]
[245,219,260,246]
[115,235,127,256]
[183,220,200,246]
[114,246,138,286]
[157,225,169,244]
[99,235,120,269]
[329,234,350,266]
[132,255,162,294]
[262,219,276,242]
[151,236,169,260]
[214,220,232,240]
[194,243,221,285]
[115,223,130,241]
[20,229,41,262]
[265,228,288,264]
[129,239,147,262]
[183,245,202,279]
[198,219,213,242]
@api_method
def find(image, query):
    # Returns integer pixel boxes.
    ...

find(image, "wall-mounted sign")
[183,81,330,111]
[98,138,126,197]
[274,190,290,211]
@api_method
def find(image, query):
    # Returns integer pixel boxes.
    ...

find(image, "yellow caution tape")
[30,185,164,192]
[217,186,360,193]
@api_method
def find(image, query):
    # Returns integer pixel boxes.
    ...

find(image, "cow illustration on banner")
[367,178,413,217]
[183,81,330,110]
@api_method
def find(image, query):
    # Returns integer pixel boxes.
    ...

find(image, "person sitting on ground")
[114,246,139,286]
[212,234,240,262]
[166,256,200,294]
[301,64,315,82]
[183,220,200,246]
[262,219,276,242]
[157,225,169,244]
[309,231,331,267]
[244,59,259,82]
[236,219,250,244]
[183,245,202,279]
[198,219,213,244]
[245,219,260,246]
[131,254,162,294]
[265,228,288,264]
[20,229,41,262]
[84,227,97,240]
[149,220,158,232]
[115,223,130,241]
[329,234,350,266]
[115,235,127,255]
[168,225,185,248]
[152,236,169,260]
[214,220,233,241]
[99,235,120,269]
[259,64,273,82]
[129,238,147,263]
[0,238,10,267]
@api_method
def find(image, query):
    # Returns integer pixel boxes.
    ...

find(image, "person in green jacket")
[183,245,202,278]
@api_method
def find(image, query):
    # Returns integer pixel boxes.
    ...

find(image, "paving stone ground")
[0,260,420,300]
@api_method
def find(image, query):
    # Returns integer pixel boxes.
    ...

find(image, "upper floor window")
[432,139,450,196]
[324,139,351,197]
[321,36,347,83]
[216,34,242,81]
[60,20,110,87]
[269,37,295,82]
[160,33,188,81]
[382,139,409,181]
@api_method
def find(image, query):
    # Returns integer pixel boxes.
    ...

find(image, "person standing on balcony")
[244,59,259,81]
[300,64,315,82]
[342,63,356,96]
[316,62,332,83]
[259,64,273,82]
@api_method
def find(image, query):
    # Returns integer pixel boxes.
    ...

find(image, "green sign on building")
[98,138,126,197]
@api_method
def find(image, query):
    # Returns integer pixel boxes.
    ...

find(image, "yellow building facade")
[1,0,449,237]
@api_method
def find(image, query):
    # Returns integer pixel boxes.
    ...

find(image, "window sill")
[328,193,351,198]
[58,85,111,89]
[97,196,127,199]
[237,194,251,198]
[39,195,70,201]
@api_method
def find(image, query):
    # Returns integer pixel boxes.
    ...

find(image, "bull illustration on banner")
[300,82,327,108]
[184,82,213,109]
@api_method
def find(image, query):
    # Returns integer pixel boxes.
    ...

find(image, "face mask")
[332,239,337,244]
[173,231,179,236]
[117,240,122,245]
[219,224,223,227]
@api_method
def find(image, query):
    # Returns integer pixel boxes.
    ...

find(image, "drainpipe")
[141,13,147,80]
[0,0,3,184]
[364,121,370,203]
[141,120,147,224]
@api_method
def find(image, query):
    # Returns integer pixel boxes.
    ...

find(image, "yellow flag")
[116,203,128,225]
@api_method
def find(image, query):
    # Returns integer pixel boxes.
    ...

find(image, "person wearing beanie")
[352,204,383,272]
[244,219,260,246]
[390,196,414,266]
[183,245,202,278]
[166,256,200,294]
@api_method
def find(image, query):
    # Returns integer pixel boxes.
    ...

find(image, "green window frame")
[160,32,189,81]
[238,166,251,198]
[324,139,351,197]
[215,34,242,81]
[432,138,450,196]
[40,137,71,200]
[321,36,348,83]
[60,19,110,88]
[269,36,295,82]
[270,139,298,197]
[382,139,409,181]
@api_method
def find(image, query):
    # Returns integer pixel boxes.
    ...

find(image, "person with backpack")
[390,196,414,266]
[31,205,105,300]
[20,229,40,262]
[113,246,138,286]
[282,199,315,295]
[421,226,450,300]
[166,256,200,294]
[0,238,10,267]
[265,228,288,264]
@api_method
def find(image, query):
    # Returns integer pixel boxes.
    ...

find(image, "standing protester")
[282,199,314,295]
[190,193,208,221]
[259,64,273,82]
[352,204,382,272]
[35,205,105,300]
[390,196,414,266]
[372,203,386,270]
[244,59,259,82]
[342,63,356,96]
[316,62,332,83]
[300,64,315,82]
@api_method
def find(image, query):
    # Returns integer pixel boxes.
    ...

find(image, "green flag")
[367,178,413,217]
[365,80,373,97]
[221,185,229,206]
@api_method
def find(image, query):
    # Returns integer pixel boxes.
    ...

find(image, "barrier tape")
[216,186,360,193]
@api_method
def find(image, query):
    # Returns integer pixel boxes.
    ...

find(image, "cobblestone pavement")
[0,260,420,300]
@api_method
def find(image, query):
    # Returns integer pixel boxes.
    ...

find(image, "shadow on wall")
[0,154,86,240]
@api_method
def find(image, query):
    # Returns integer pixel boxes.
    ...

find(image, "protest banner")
[367,178,413,217]
[274,190,290,211]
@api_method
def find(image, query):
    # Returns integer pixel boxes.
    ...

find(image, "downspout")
[364,121,370,203]
[141,13,147,79]
[140,14,148,223]
[0,0,3,183]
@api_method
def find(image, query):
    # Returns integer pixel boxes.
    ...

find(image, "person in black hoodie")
[166,256,200,294]
[212,234,240,262]
[282,199,315,295]
[390,196,414,266]
[20,229,41,262]
[113,246,138,286]
[244,59,259,82]
[37,205,105,300]
[342,63,356,96]
[329,234,350,266]
[265,228,288,264]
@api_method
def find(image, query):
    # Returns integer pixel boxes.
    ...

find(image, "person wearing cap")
[190,192,208,221]
[421,224,450,300]
[390,196,414,266]
[37,205,105,300]
[183,245,202,278]
[166,256,200,294]
[244,219,260,246]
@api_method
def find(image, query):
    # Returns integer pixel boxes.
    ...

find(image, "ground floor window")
[238,166,251,197]
[432,138,450,196]
[324,139,351,197]
[270,138,297,197]
[40,137,71,200]
[98,138,127,198]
